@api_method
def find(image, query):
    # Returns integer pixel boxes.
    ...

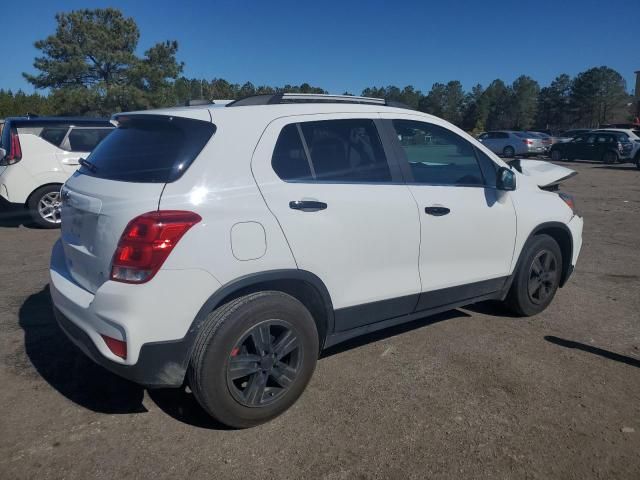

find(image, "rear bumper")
[49,239,221,387]
[567,214,583,267]
[54,307,190,387]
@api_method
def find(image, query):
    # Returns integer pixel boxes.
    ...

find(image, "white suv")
[0,116,113,227]
[49,94,584,428]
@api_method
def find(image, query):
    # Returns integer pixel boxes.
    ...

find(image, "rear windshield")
[79,115,215,183]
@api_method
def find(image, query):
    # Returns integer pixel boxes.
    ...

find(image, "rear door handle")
[425,206,450,216]
[289,200,327,212]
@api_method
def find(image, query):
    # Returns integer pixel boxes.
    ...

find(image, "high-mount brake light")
[110,211,201,284]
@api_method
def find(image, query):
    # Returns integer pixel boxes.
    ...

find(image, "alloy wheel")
[527,249,558,304]
[226,320,302,407]
[38,191,62,224]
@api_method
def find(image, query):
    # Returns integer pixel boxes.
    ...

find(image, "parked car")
[529,132,556,153]
[591,128,640,166]
[477,130,546,157]
[556,129,592,143]
[0,116,113,227]
[49,94,583,428]
[549,131,633,163]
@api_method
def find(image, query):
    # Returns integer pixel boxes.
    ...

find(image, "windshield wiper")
[79,158,98,173]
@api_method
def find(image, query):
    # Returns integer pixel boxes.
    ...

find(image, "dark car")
[549,132,633,163]
[556,129,592,143]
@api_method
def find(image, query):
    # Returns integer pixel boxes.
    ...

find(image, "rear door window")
[40,127,69,147]
[79,115,216,183]
[271,119,392,183]
[67,128,112,152]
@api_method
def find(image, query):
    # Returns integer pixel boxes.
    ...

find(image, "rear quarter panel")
[158,109,297,284]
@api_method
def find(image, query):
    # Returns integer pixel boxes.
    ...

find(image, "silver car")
[478,131,546,157]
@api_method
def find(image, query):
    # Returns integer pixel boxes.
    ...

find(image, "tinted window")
[80,116,215,183]
[67,128,112,152]
[392,120,484,186]
[497,132,509,139]
[300,119,390,182]
[272,124,312,181]
[40,127,69,146]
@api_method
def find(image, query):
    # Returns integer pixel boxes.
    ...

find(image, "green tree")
[23,8,183,115]
[511,75,539,130]
[569,67,630,127]
[419,83,446,117]
[442,81,465,125]
[536,74,572,130]
[483,79,513,130]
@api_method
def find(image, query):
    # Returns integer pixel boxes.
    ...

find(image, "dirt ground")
[0,160,639,479]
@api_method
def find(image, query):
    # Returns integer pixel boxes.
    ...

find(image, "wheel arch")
[523,222,573,287]
[188,270,335,352]
[25,182,64,208]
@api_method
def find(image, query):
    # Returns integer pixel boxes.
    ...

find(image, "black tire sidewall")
[190,292,319,428]
[551,150,561,161]
[508,234,563,316]
[603,151,617,164]
[504,146,515,158]
[27,185,62,229]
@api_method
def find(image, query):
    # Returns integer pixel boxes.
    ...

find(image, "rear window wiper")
[79,158,98,173]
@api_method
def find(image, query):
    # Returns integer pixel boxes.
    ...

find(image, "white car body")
[0,118,113,225]
[49,96,583,389]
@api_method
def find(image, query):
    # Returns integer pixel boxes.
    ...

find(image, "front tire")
[550,149,562,161]
[27,184,63,228]
[503,146,516,158]
[505,234,562,316]
[188,291,319,428]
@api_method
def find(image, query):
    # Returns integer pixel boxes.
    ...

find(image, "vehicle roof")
[5,116,111,125]
[594,128,639,135]
[116,102,429,123]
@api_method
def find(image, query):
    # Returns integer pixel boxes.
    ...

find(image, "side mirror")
[496,166,516,191]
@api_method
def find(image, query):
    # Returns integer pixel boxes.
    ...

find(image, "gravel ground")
[0,160,639,479]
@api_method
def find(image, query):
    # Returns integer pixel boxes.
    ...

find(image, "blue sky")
[3,0,638,95]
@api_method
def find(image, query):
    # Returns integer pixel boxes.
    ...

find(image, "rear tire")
[188,291,319,429]
[503,146,515,158]
[27,184,63,229]
[602,150,618,164]
[505,234,562,316]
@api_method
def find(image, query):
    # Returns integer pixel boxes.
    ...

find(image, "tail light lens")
[523,139,533,145]
[110,211,202,284]
[558,192,577,215]
[0,128,22,165]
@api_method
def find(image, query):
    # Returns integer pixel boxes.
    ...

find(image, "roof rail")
[226,93,412,109]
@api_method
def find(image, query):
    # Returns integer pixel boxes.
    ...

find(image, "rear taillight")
[558,192,577,215]
[523,139,533,145]
[110,211,202,284]
[1,128,22,165]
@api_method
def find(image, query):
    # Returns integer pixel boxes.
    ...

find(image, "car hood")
[511,159,577,187]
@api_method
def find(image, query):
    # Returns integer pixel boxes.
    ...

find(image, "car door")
[479,132,501,154]
[382,115,517,311]
[251,114,422,332]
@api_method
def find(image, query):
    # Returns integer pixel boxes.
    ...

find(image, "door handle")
[425,206,450,216]
[289,200,327,212]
